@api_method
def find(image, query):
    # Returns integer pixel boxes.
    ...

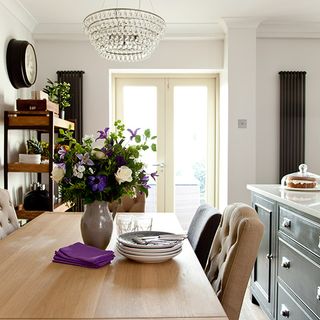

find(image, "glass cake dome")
[281,164,320,190]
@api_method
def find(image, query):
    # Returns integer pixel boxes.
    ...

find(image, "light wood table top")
[0,212,228,320]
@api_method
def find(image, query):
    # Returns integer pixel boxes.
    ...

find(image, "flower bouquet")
[51,120,157,249]
[52,120,157,203]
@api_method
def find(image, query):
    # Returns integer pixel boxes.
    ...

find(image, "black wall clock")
[6,39,38,89]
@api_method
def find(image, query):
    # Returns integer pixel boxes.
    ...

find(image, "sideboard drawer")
[279,206,320,258]
[278,239,320,317]
[278,284,315,320]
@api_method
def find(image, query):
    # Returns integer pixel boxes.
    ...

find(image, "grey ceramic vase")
[81,201,113,250]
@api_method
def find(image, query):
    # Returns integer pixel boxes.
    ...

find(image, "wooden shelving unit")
[4,110,75,220]
[14,202,73,220]
[8,163,49,173]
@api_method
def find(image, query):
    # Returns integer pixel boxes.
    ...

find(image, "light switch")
[238,119,247,128]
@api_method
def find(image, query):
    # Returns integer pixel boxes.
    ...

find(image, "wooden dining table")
[0,212,228,320]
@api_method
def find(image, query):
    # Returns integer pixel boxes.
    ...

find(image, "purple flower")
[127,128,140,140]
[106,149,113,157]
[96,128,109,140]
[150,171,159,181]
[116,155,126,167]
[140,174,151,189]
[58,146,67,160]
[56,162,66,171]
[87,175,107,192]
[63,177,71,184]
[76,153,94,166]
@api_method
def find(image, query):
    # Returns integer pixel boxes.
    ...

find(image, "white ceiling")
[3,0,320,39]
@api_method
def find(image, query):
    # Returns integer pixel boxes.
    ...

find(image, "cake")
[286,175,317,189]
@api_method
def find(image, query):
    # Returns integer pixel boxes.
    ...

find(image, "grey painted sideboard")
[247,185,320,320]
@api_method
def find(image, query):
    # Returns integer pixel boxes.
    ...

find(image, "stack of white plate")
[117,231,184,263]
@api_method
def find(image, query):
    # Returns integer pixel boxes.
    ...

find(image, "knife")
[139,234,187,241]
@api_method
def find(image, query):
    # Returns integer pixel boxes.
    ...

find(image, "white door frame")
[112,73,220,211]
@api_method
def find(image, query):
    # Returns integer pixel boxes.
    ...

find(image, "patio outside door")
[114,75,218,230]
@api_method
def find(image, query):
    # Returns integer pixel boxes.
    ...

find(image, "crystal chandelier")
[83,6,166,62]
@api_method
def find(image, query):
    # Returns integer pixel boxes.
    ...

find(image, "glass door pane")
[115,78,166,212]
[173,85,208,230]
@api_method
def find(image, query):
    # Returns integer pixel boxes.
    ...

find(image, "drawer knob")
[282,218,291,228]
[281,304,290,318]
[317,286,320,300]
[266,253,273,260]
[281,257,291,269]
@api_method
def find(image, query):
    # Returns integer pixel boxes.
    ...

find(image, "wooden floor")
[240,289,268,320]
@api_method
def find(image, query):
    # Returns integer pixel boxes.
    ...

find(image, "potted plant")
[19,139,50,164]
[19,138,43,164]
[40,141,50,162]
[43,78,71,119]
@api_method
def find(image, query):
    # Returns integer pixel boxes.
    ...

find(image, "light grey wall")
[34,39,224,135]
[256,38,320,183]
[0,3,34,204]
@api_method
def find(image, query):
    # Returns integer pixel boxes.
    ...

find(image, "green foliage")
[40,141,50,159]
[43,78,71,110]
[52,121,157,205]
[27,138,43,154]
[151,143,157,152]
[26,138,50,159]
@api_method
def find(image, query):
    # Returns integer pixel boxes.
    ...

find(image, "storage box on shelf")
[4,110,75,220]
[16,98,59,114]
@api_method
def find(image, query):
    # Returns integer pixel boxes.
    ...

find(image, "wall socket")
[238,119,247,128]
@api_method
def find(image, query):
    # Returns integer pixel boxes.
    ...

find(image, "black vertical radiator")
[57,70,85,211]
[57,70,85,140]
[279,71,306,181]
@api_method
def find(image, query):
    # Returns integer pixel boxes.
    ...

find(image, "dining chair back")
[205,202,264,320]
[0,188,19,239]
[108,192,145,216]
[188,204,221,268]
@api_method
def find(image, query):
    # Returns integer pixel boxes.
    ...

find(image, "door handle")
[153,163,165,168]
[280,304,290,318]
[281,257,291,269]
[282,218,291,229]
[266,253,273,260]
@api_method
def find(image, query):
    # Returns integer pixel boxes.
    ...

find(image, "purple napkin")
[53,242,115,268]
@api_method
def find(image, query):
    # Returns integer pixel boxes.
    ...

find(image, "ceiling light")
[83,6,166,62]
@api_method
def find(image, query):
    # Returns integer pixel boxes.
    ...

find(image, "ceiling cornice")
[11,13,320,41]
[257,21,320,38]
[33,22,225,41]
[0,0,37,32]
[220,17,263,32]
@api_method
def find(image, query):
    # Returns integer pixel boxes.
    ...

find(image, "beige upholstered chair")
[0,188,19,239]
[205,203,264,320]
[108,192,145,215]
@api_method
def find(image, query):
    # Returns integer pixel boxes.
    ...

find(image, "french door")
[113,74,219,229]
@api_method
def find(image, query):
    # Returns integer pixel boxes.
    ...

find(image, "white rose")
[115,166,133,184]
[51,166,65,183]
[92,150,106,159]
